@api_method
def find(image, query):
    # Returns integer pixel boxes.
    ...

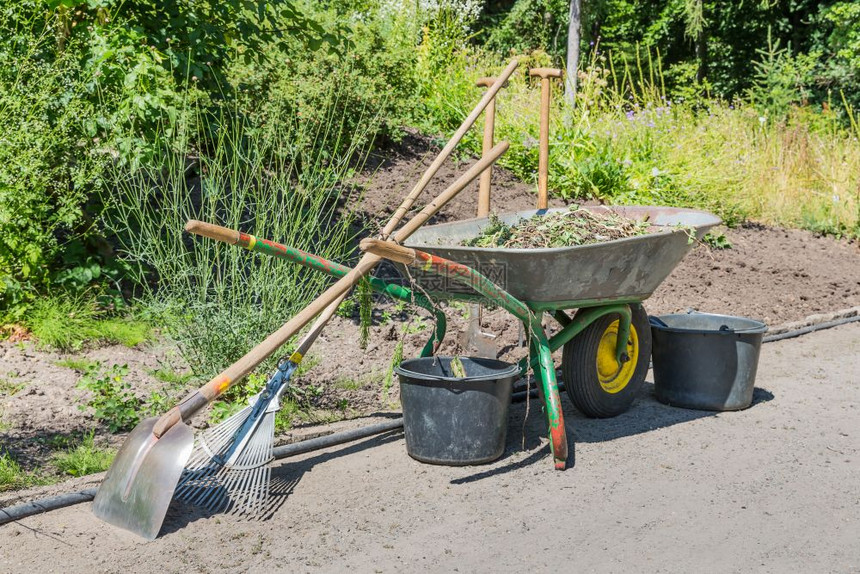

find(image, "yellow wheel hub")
[595,319,638,394]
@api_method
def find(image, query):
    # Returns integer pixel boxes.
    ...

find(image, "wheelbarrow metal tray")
[403,205,721,306]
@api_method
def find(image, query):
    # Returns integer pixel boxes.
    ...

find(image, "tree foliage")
[480,0,860,105]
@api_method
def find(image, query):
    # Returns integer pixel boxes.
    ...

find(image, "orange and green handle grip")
[183,220,446,357]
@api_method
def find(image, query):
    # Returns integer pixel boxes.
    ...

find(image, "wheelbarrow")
[188,204,720,470]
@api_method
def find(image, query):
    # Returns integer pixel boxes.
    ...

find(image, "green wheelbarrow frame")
[219,229,640,470]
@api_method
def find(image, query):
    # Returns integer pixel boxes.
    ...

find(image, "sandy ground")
[1,322,857,573]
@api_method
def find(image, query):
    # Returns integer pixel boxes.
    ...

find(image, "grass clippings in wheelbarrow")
[462,206,651,249]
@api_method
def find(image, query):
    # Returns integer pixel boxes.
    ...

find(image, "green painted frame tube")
[528,326,568,469]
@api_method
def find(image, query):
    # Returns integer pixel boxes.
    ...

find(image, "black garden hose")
[762,313,860,343]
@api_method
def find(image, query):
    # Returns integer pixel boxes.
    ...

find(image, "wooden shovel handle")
[154,141,510,437]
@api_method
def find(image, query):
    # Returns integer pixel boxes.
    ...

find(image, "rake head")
[174,362,293,516]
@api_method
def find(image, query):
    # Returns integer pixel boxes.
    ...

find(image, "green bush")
[105,96,372,378]
[413,39,858,236]
[0,7,184,317]
[0,1,340,320]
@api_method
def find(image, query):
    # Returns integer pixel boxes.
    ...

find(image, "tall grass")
[106,86,377,379]
[416,42,860,237]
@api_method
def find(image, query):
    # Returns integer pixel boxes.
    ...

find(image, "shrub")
[105,93,373,378]
[0,1,339,319]
[414,43,859,236]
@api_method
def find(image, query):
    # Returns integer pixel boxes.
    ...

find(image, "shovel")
[92,68,517,539]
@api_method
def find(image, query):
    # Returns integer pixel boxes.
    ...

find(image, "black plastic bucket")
[650,313,767,411]
[395,357,520,465]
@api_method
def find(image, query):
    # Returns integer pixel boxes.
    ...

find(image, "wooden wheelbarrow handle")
[529,67,562,211]
[359,238,419,265]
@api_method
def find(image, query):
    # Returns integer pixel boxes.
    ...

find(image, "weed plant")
[0,378,24,396]
[0,452,45,492]
[24,295,150,351]
[52,432,116,477]
[76,363,141,432]
[0,452,25,491]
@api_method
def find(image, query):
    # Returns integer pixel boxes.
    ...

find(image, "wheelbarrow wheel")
[562,305,651,418]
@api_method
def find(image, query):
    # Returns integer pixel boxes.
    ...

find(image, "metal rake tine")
[248,469,269,516]
[200,410,248,451]
[174,469,202,500]
[175,465,218,501]
[193,470,229,509]
[230,440,269,513]
[230,463,260,514]
[249,417,275,514]
[241,462,265,515]
[188,463,229,507]
[203,477,232,514]
[176,404,255,505]
[236,421,268,515]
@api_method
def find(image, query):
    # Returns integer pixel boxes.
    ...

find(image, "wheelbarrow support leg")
[530,316,568,470]
[614,306,633,364]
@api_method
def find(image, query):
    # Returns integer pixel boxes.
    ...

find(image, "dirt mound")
[651,223,860,324]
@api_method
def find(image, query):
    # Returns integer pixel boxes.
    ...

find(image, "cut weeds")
[463,207,651,249]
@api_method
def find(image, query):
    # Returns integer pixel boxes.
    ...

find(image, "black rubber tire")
[561,305,652,418]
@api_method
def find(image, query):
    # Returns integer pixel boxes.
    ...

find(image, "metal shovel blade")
[92,416,194,540]
[463,303,497,358]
